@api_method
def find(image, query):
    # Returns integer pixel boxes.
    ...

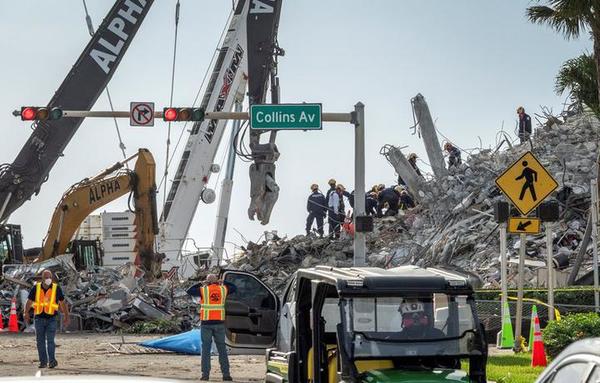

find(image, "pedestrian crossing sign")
[495,151,558,215]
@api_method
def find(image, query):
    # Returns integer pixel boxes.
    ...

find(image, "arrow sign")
[508,217,541,234]
[137,108,150,121]
[516,220,532,231]
[130,102,155,127]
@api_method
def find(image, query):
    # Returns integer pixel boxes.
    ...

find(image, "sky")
[0,0,592,263]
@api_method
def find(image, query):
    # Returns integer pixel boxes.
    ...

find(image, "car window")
[322,298,341,332]
[224,272,277,310]
[548,362,592,383]
[283,277,296,304]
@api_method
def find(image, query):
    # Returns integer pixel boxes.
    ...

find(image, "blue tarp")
[140,329,202,355]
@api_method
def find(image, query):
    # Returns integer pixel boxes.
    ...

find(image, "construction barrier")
[496,301,514,349]
[8,297,19,332]
[528,305,538,351]
[531,316,547,367]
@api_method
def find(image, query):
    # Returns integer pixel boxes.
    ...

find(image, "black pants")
[328,211,342,238]
[306,212,324,235]
[519,131,531,144]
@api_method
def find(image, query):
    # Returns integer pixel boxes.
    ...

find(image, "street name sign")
[508,217,541,234]
[495,151,558,215]
[130,102,154,127]
[250,103,322,130]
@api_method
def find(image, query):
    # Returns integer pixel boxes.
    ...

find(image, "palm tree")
[527,1,600,104]
[528,1,600,285]
[555,53,599,112]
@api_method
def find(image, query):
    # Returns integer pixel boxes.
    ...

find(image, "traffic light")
[20,107,63,121]
[162,107,204,122]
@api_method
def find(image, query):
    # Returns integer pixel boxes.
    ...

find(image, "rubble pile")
[228,112,600,290]
[0,254,196,332]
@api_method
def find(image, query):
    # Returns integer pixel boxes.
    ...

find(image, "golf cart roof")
[296,265,474,296]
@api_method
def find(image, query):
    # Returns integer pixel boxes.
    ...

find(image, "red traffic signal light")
[20,107,36,121]
[20,107,63,121]
[163,108,178,122]
[162,107,204,122]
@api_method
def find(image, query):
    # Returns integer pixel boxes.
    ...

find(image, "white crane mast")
[158,1,249,277]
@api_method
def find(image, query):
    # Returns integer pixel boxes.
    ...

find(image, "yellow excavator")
[35,148,163,280]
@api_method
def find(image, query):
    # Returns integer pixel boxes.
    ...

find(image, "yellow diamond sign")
[495,151,558,215]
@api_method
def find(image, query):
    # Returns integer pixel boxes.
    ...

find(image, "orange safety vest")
[32,282,59,316]
[199,284,227,321]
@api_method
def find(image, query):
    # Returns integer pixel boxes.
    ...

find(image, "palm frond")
[526,4,587,39]
[555,53,598,109]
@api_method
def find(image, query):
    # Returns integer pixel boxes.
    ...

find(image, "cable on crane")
[161,0,181,210]
[81,0,128,165]
[157,5,236,191]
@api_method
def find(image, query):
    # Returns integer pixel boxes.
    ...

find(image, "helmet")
[328,178,337,186]
[394,185,404,193]
[310,184,319,191]
[400,300,429,328]
[408,153,417,160]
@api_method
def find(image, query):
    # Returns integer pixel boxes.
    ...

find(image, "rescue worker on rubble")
[192,274,237,381]
[347,190,378,216]
[444,142,462,168]
[398,152,423,186]
[325,179,338,237]
[517,106,532,144]
[306,184,327,237]
[366,192,378,215]
[399,188,416,210]
[328,184,346,239]
[23,269,70,369]
[377,186,401,217]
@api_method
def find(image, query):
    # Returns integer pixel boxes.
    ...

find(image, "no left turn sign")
[130,102,155,127]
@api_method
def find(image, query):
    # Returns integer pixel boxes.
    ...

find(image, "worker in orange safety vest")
[197,274,237,381]
[23,269,69,369]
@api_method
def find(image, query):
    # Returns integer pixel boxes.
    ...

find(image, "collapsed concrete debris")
[0,255,197,332]
[226,111,600,292]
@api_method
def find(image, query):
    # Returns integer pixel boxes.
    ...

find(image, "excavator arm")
[0,0,154,223]
[40,173,133,261]
[38,149,160,278]
[246,0,284,225]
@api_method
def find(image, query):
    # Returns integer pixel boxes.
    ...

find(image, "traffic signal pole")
[18,106,365,263]
[44,110,354,122]
[514,233,526,352]
[353,102,366,267]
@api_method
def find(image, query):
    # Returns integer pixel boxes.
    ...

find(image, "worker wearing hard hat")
[328,184,346,239]
[306,184,327,237]
[399,188,416,210]
[377,186,401,217]
[517,106,532,144]
[407,153,422,177]
[325,179,338,237]
[444,142,462,168]
[399,153,423,186]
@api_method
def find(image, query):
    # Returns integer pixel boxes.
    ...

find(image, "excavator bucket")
[248,163,279,225]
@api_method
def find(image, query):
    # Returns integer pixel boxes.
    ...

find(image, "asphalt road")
[0,333,265,382]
